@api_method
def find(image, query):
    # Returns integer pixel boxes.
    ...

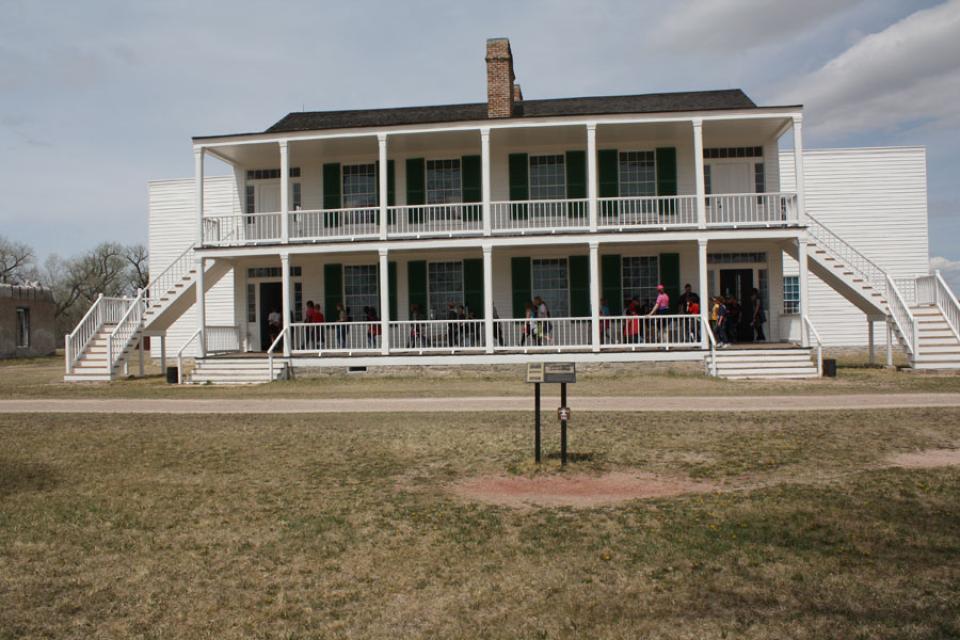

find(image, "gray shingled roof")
[261,89,758,135]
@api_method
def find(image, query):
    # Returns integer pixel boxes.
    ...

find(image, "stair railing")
[145,243,195,310]
[701,315,718,377]
[805,213,888,292]
[802,315,824,377]
[64,295,130,374]
[931,270,960,341]
[176,328,203,384]
[885,275,918,357]
[107,290,147,373]
[267,326,289,383]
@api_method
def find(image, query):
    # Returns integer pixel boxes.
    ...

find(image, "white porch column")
[481,128,492,236]
[195,256,206,357]
[698,239,709,348]
[483,244,494,353]
[797,234,810,348]
[378,134,388,240]
[280,140,289,244]
[886,317,894,367]
[280,253,291,357]
[587,123,598,233]
[589,241,600,352]
[379,248,390,355]
[194,147,205,245]
[692,119,706,229]
[792,115,806,224]
[160,334,167,373]
[868,318,876,365]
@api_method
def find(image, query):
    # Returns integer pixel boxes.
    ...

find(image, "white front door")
[711,162,752,194]
[258,183,280,212]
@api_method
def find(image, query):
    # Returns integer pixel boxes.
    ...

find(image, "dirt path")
[1,393,960,414]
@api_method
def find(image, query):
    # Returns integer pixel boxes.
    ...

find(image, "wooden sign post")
[526,363,576,465]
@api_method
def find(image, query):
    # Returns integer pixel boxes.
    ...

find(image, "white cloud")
[777,0,960,137]
[652,0,862,51]
[930,256,960,293]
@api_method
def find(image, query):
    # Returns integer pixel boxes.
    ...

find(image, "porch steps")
[711,348,819,380]
[187,358,289,385]
[910,304,960,370]
[63,323,145,382]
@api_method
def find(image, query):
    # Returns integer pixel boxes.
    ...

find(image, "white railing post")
[379,248,390,355]
[586,123,598,233]
[692,118,706,229]
[481,128,491,237]
[483,244,494,354]
[698,238,709,349]
[797,233,810,347]
[886,317,894,367]
[589,241,600,352]
[378,133,388,240]
[281,253,291,358]
[280,140,289,244]
[792,115,806,224]
[194,147,205,245]
[195,256,206,357]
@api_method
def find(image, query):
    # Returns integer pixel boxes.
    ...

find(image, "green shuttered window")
[658,252,681,312]
[407,261,427,317]
[510,257,531,318]
[601,254,622,315]
[508,153,529,220]
[406,158,425,224]
[323,163,341,227]
[598,149,619,198]
[323,264,343,320]
[463,259,484,318]
[568,255,590,317]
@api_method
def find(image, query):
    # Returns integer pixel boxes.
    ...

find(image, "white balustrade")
[597,196,698,229]
[108,291,147,370]
[202,213,282,246]
[932,271,960,340]
[289,208,380,241]
[65,295,131,373]
[598,314,703,349]
[806,213,887,288]
[387,319,486,352]
[491,317,592,351]
[706,192,798,227]
[146,243,195,308]
[885,275,918,356]
[205,325,241,353]
[286,322,382,354]
[387,203,483,237]
[491,199,589,233]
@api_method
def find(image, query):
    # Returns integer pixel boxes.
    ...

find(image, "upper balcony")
[195,114,805,249]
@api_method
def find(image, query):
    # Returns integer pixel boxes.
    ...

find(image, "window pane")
[246,284,256,322]
[342,164,377,208]
[426,159,462,204]
[344,265,379,318]
[783,275,800,314]
[529,155,565,200]
[428,261,464,319]
[619,151,656,197]
[532,258,569,317]
[622,256,659,310]
[16,307,29,348]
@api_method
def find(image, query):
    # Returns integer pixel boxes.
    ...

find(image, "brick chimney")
[486,38,517,119]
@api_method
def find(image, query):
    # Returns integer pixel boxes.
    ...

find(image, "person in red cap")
[647,284,671,343]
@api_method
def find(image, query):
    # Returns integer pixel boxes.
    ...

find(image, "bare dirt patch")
[451,471,717,508]
[889,448,960,469]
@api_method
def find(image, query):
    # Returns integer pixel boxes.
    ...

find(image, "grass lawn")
[5,352,960,399]
[2,409,959,638]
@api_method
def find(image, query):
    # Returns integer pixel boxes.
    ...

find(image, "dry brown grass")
[1,409,959,638]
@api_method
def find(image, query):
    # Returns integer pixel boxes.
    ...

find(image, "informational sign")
[526,362,576,384]
[557,406,571,422]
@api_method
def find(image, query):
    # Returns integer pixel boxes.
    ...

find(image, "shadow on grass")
[0,459,60,497]
[545,451,596,463]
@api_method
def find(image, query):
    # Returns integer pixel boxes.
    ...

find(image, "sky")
[1,0,958,286]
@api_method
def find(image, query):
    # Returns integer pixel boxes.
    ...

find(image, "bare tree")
[0,235,35,284]
[123,243,149,292]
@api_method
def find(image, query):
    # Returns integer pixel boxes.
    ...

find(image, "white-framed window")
[621,256,659,309]
[531,258,569,317]
[428,261,464,319]
[783,275,800,314]
[344,265,379,318]
[342,164,377,208]
[16,307,29,348]
[529,155,566,200]
[619,151,656,197]
[426,159,462,204]
[292,182,302,210]
[703,165,712,195]
[246,284,256,323]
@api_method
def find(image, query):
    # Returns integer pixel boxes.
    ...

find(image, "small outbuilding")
[0,283,56,358]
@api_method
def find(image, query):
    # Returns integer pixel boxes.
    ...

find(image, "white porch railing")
[598,195,698,229]
[598,314,703,349]
[388,319,486,352]
[287,322,382,354]
[64,295,130,374]
[706,192,798,227]
[806,213,888,289]
[177,328,202,384]
[206,325,242,353]
[289,208,380,241]
[920,271,960,341]
[202,213,282,246]
[492,317,592,351]
[107,290,147,371]
[885,275,918,356]
[388,204,483,237]
[803,315,824,377]
[702,315,718,376]
[146,243,195,308]
[491,199,589,233]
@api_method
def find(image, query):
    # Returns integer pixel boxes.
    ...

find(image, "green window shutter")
[568,255,590,317]
[323,264,343,320]
[407,261,427,316]
[388,261,397,320]
[565,150,586,198]
[601,254,622,315]
[463,258,484,318]
[511,257,531,318]
[508,153,529,220]
[405,158,425,225]
[322,163,341,227]
[598,149,619,198]
[387,160,397,224]
[656,147,678,215]
[461,155,482,222]
[659,253,681,312]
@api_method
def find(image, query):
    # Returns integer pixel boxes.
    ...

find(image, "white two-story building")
[64,38,959,383]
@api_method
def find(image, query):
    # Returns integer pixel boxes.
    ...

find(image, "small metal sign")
[526,362,576,384]
[557,406,571,421]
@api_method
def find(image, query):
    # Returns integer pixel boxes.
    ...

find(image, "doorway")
[719,268,754,343]
[711,162,752,194]
[259,281,283,351]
